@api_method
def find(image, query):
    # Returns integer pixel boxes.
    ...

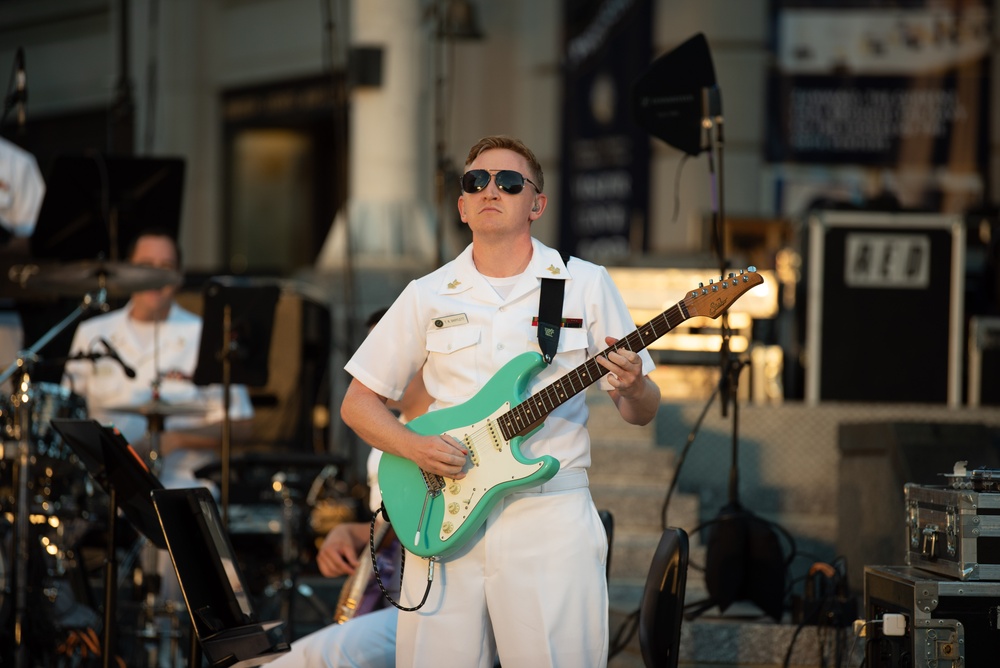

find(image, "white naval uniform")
[345,239,654,667]
[63,301,254,490]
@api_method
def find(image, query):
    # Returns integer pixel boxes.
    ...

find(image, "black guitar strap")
[537,252,570,365]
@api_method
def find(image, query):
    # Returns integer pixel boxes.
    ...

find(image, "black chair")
[638,527,689,668]
[599,509,614,580]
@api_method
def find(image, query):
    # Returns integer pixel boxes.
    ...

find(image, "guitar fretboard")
[497,300,690,441]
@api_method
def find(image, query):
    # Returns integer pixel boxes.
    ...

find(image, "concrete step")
[591,478,698,531]
[589,441,676,485]
[587,391,656,448]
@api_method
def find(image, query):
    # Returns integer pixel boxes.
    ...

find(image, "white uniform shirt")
[63,302,254,448]
[345,238,654,472]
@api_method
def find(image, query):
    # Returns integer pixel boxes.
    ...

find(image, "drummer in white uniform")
[62,229,254,490]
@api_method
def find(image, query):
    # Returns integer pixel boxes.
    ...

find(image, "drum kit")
[0,260,349,667]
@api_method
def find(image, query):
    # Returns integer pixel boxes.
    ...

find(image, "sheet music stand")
[151,487,290,667]
[30,154,185,262]
[193,277,279,526]
[49,418,167,668]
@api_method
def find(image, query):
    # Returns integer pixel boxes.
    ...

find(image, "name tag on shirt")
[432,314,469,329]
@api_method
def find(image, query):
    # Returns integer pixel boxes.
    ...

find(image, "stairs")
[587,391,865,667]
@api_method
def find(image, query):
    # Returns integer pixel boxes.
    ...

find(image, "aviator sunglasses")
[461,169,540,195]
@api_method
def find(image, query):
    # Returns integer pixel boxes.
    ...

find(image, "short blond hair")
[464,135,544,193]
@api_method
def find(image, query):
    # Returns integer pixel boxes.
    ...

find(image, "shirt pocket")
[424,324,482,402]
[529,326,590,359]
[555,328,590,355]
[425,324,481,355]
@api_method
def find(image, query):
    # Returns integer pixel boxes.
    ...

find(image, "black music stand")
[193,277,279,525]
[151,487,289,667]
[30,154,185,262]
[49,418,167,668]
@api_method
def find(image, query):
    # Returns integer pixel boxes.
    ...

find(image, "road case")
[905,481,1000,581]
[864,565,1000,667]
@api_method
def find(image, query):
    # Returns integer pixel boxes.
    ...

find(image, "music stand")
[30,154,185,263]
[193,277,279,525]
[151,487,289,667]
[49,418,167,668]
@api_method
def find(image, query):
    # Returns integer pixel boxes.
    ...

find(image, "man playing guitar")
[341,135,660,667]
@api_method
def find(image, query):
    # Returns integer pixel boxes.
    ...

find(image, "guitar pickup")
[487,420,503,452]
[463,434,480,465]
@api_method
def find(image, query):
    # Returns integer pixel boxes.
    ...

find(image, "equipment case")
[864,565,1000,668]
[905,482,1000,580]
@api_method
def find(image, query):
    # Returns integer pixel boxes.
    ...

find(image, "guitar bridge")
[421,469,445,494]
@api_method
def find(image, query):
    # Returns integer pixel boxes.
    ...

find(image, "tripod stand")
[633,32,788,621]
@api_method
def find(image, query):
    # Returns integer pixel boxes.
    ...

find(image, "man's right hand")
[412,433,468,479]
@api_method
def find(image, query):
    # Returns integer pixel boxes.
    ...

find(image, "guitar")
[378,267,763,559]
[333,514,393,624]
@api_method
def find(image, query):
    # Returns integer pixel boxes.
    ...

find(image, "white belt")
[518,468,589,495]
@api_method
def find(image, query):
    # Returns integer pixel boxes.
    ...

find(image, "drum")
[26,382,88,460]
[0,382,90,518]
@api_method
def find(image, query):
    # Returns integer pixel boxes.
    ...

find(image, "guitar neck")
[498,300,689,441]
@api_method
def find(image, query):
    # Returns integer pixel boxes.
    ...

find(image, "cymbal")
[22,260,182,296]
[105,399,209,417]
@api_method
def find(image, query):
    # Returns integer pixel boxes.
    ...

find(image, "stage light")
[632,33,720,156]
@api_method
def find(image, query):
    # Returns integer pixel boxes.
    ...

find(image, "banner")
[766,0,990,213]
[558,0,652,261]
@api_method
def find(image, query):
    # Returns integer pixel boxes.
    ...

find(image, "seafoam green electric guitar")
[378,268,763,559]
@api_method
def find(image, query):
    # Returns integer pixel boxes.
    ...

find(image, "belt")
[518,468,589,495]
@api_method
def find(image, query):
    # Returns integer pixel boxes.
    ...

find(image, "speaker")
[349,47,383,88]
[248,289,331,451]
[805,210,965,405]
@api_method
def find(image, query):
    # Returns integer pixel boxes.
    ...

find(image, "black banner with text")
[558,0,652,262]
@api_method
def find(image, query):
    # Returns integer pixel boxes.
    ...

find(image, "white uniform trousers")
[395,470,609,668]
[270,607,397,668]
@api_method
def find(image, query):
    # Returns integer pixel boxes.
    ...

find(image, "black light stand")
[632,33,787,621]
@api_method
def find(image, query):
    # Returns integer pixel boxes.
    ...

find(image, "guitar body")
[378,351,560,559]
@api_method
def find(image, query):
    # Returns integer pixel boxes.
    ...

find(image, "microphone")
[100,337,137,379]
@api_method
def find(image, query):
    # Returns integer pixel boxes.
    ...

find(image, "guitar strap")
[537,252,570,365]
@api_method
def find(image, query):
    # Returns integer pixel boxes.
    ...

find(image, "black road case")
[864,565,1000,667]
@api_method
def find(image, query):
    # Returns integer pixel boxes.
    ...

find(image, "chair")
[638,527,689,668]
[598,509,614,580]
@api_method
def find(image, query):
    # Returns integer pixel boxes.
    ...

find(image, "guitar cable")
[369,504,435,612]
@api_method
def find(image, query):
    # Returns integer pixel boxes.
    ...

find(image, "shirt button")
[497,343,504,351]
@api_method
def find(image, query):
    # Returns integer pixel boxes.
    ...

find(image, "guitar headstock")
[683,267,763,319]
